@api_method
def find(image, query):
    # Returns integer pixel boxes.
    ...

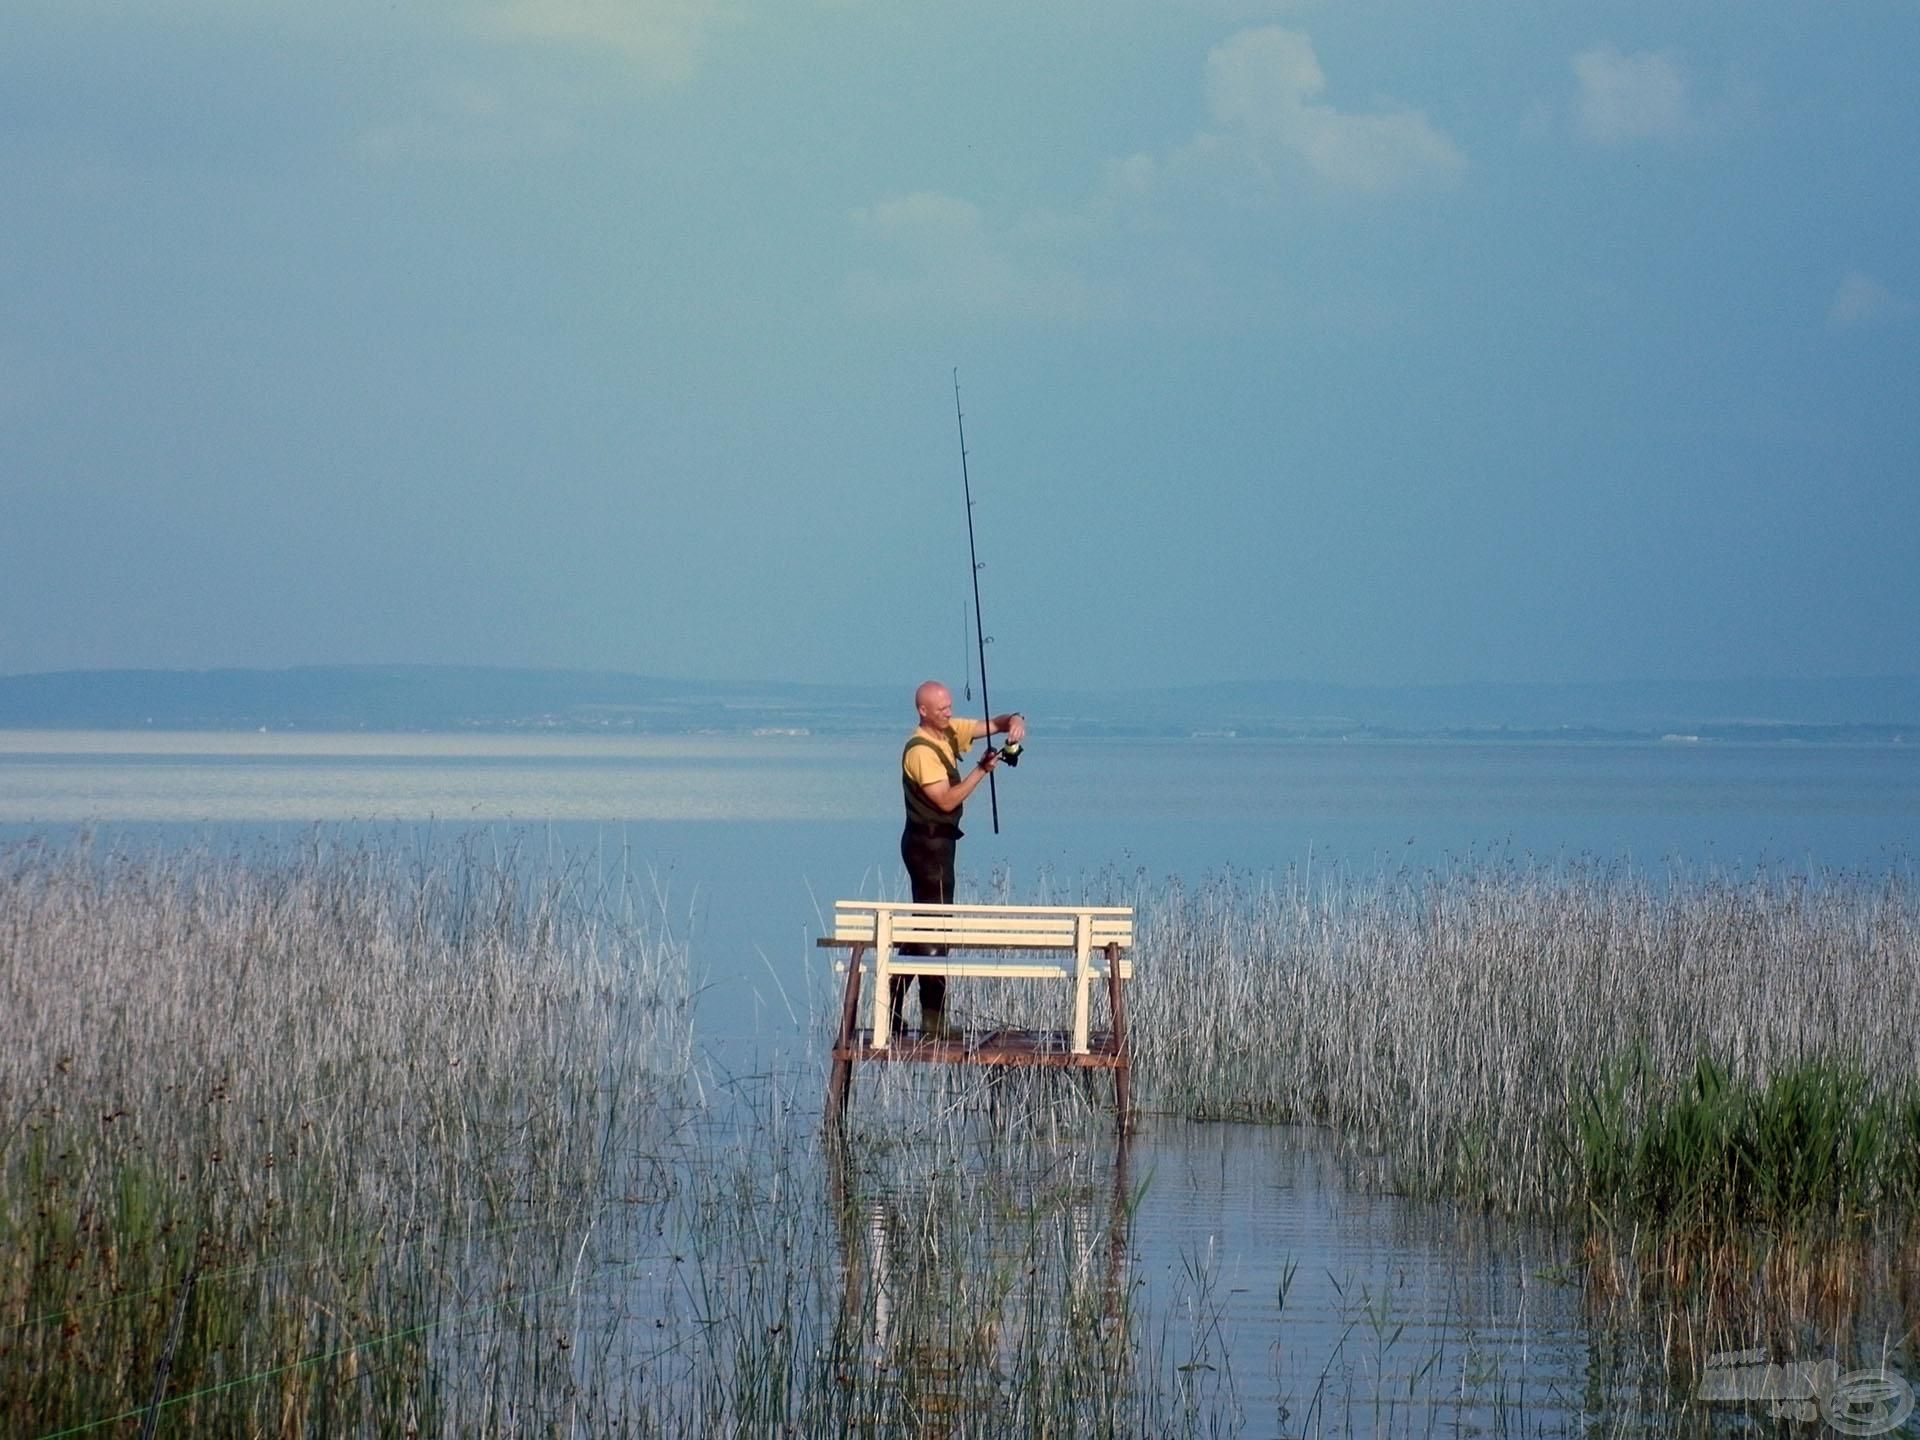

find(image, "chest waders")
[898,728,964,1038]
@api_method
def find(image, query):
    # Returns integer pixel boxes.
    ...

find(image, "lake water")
[5,730,1918,1434]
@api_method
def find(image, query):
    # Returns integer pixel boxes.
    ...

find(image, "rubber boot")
[921,1004,958,1043]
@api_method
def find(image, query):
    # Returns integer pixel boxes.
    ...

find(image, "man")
[898,680,1027,1040]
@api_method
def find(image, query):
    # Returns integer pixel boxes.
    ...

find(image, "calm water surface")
[4,731,1917,1434]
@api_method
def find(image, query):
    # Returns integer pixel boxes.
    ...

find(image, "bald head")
[914,681,953,728]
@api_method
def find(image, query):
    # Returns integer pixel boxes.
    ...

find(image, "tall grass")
[3,836,1230,1437]
[0,834,691,1435]
[1124,861,1920,1217]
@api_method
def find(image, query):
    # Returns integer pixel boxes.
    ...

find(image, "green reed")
[1574,1053,1920,1231]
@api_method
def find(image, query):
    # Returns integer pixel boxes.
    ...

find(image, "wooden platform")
[819,901,1135,1130]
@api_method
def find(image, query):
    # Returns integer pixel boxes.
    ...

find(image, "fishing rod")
[952,369,1013,834]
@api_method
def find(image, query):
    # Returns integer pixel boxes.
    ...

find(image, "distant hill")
[0,665,1915,742]
[1034,675,1920,738]
[0,666,895,735]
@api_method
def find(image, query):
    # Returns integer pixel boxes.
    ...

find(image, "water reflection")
[544,1077,1920,1437]
[1117,1119,1920,1436]
[824,1127,1140,1435]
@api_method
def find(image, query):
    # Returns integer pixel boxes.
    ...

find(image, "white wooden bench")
[817,900,1136,1127]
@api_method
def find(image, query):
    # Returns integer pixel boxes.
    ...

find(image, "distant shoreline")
[1,664,1915,745]
[0,722,1910,748]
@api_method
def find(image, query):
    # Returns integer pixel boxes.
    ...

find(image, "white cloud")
[480,0,734,85]
[843,192,1094,323]
[354,2,732,162]
[1827,271,1913,332]
[1572,45,1692,145]
[359,75,581,163]
[845,25,1460,325]
[1197,26,1465,193]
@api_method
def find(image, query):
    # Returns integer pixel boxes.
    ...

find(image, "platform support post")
[826,942,866,1126]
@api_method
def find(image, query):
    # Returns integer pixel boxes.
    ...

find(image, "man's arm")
[917,747,1003,813]
[989,712,1026,744]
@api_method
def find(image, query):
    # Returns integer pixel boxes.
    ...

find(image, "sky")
[2,0,1916,693]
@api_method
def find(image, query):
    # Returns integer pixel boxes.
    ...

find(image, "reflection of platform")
[827,1129,1134,1432]
[819,901,1134,1129]
[836,1027,1128,1068]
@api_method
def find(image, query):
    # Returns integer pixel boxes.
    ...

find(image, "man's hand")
[978,748,1003,774]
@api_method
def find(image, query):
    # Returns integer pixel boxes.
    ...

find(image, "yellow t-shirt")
[903,716,984,790]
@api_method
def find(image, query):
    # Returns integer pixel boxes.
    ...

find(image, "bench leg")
[826,943,865,1127]
[1106,942,1131,1133]
[871,933,894,1050]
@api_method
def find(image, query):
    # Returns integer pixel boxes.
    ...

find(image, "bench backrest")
[828,900,1133,952]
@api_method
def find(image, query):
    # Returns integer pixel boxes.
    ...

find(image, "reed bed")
[0,834,692,1436]
[3,836,1233,1438]
[1118,861,1920,1219]
[16,831,1920,1436]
